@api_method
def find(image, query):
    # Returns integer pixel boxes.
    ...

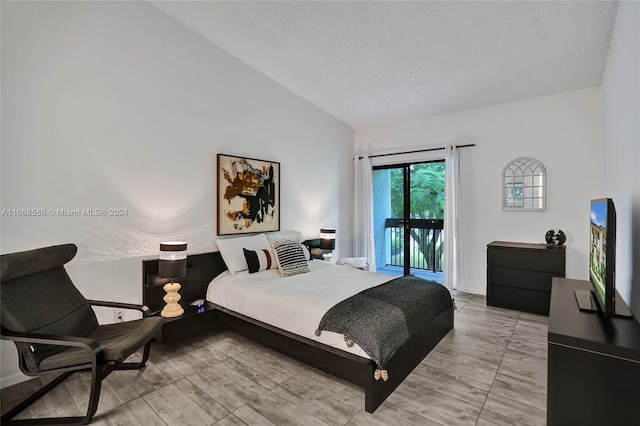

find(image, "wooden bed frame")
[142,250,454,413]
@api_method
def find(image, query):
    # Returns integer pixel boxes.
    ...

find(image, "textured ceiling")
[150,1,618,129]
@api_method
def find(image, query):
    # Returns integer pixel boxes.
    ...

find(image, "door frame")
[373,159,445,276]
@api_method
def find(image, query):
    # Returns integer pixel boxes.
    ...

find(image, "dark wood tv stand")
[548,277,640,425]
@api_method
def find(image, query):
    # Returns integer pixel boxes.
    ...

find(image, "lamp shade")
[158,242,187,279]
[319,228,336,250]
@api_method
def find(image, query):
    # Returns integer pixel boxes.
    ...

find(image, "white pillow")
[301,243,311,261]
[339,257,369,269]
[216,234,271,274]
[266,230,305,243]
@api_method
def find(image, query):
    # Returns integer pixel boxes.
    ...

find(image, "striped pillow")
[242,248,277,274]
[269,238,311,277]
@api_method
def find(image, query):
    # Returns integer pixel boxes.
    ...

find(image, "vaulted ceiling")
[151,1,618,129]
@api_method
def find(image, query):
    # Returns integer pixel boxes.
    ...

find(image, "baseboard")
[455,286,486,296]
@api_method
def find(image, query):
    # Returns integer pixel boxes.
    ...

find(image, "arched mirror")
[502,157,545,211]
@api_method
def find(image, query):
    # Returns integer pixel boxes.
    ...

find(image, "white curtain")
[353,155,377,271]
[444,145,466,291]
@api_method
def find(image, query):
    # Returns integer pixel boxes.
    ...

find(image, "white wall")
[356,87,604,294]
[602,0,640,314]
[0,1,353,386]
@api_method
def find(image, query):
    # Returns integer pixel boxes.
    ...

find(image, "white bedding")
[206,260,391,358]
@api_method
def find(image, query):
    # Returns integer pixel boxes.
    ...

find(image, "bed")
[142,233,454,413]
[207,234,453,412]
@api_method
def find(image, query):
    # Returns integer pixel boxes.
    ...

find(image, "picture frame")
[217,154,280,235]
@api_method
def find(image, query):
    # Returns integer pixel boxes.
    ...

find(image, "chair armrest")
[0,328,103,362]
[87,300,152,317]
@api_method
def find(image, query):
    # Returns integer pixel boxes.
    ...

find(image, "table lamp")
[320,228,336,261]
[158,241,187,318]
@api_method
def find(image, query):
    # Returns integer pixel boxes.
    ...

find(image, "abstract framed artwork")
[217,154,280,235]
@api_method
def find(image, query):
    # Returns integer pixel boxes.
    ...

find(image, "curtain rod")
[356,143,475,160]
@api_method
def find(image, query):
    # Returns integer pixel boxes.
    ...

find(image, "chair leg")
[1,372,73,423]
[1,366,113,425]
[80,366,108,425]
[3,341,154,424]
[140,340,152,364]
[117,341,152,370]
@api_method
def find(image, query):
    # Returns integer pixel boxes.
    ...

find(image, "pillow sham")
[216,233,271,274]
[243,248,277,273]
[266,230,313,259]
[266,230,305,243]
[301,243,311,261]
[269,238,311,277]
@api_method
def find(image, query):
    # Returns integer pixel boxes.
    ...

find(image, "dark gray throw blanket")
[316,275,452,379]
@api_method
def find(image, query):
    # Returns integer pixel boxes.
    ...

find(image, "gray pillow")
[269,238,311,277]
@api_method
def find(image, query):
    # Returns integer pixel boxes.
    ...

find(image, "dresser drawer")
[487,266,560,292]
[486,241,566,315]
[487,285,551,315]
[487,246,565,274]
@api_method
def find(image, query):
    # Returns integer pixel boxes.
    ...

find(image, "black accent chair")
[0,244,164,425]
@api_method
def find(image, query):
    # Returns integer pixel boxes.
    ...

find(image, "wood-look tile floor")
[1,293,547,425]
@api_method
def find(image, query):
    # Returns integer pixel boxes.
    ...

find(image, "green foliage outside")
[390,162,445,220]
[389,162,445,269]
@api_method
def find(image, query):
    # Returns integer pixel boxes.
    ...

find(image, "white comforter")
[206,261,391,358]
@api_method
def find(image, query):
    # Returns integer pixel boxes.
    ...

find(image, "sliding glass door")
[372,161,444,282]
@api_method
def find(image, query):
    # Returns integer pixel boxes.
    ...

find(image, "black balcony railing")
[385,218,444,272]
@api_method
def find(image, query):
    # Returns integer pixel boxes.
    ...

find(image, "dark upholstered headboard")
[304,238,332,260]
[142,251,228,313]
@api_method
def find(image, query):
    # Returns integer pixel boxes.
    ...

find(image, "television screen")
[589,198,616,316]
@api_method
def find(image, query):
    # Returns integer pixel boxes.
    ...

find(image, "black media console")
[547,277,640,425]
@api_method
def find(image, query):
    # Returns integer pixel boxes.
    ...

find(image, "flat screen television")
[587,198,616,316]
[575,198,632,318]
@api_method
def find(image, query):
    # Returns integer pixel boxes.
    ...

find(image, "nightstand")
[152,301,217,343]
[143,251,228,343]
